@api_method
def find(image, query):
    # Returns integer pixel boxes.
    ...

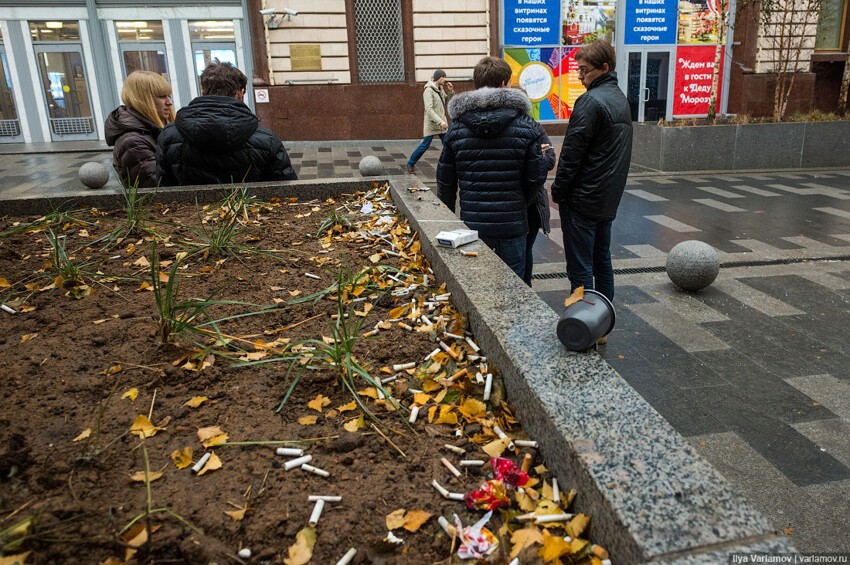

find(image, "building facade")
[0,0,847,145]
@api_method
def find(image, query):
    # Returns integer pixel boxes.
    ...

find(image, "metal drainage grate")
[50,117,94,136]
[531,255,850,280]
[0,119,20,136]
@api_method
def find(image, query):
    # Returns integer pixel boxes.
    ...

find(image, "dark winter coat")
[104,106,161,188]
[436,87,548,239]
[156,96,297,186]
[530,123,557,234]
[551,72,632,221]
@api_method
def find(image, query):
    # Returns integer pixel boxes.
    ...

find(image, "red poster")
[673,45,724,116]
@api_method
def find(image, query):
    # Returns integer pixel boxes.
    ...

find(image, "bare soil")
[0,185,599,564]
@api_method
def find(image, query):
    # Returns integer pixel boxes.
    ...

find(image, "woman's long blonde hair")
[121,71,174,128]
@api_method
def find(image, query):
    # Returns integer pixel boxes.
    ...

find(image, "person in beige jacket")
[406,69,454,174]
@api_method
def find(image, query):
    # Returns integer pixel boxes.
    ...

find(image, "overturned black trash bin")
[556,289,616,351]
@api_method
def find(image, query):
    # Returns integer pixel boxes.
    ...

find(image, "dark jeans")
[481,235,526,281]
[523,206,542,286]
[559,206,614,301]
[408,134,444,167]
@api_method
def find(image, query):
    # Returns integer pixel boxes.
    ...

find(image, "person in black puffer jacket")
[551,40,632,308]
[156,62,296,186]
[437,56,548,281]
[105,71,175,188]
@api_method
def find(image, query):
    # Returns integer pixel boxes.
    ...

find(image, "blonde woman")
[104,71,174,188]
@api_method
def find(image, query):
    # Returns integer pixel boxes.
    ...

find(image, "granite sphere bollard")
[78,162,110,189]
[666,240,720,291]
[358,155,385,177]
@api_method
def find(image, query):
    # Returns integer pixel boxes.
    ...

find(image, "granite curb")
[0,176,796,562]
[388,176,795,562]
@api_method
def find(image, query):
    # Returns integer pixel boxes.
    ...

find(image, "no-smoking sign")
[254,88,270,104]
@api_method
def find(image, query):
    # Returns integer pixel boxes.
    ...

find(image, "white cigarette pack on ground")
[436,229,478,248]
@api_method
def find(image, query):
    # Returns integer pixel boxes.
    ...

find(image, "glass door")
[0,46,22,141]
[626,49,673,122]
[115,21,169,79]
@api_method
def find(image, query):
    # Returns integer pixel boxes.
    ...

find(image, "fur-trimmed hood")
[447,87,532,139]
[447,87,531,120]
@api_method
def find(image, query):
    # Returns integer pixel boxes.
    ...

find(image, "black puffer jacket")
[551,72,632,221]
[156,96,297,186]
[104,106,161,188]
[436,88,548,239]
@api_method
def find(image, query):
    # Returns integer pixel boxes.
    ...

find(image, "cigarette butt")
[308,498,325,526]
[567,488,577,507]
[448,368,467,382]
[459,460,486,467]
[493,424,514,450]
[461,251,478,257]
[305,272,321,280]
[468,355,487,362]
[191,452,212,474]
[301,463,330,478]
[425,348,441,360]
[514,440,538,448]
[483,373,493,401]
[431,479,450,498]
[336,548,357,565]
[439,340,459,361]
[441,457,462,478]
[446,492,465,501]
[592,545,610,559]
[521,453,533,473]
[362,329,379,337]
[437,516,456,536]
[602,560,612,565]
[435,293,451,301]
[284,454,313,471]
[552,478,560,502]
[398,322,414,332]
[535,513,574,524]
[444,332,464,340]
[421,315,433,326]
[308,495,342,502]
[443,444,465,455]
[381,375,398,384]
[408,405,420,423]
[1,304,17,315]
[475,372,485,384]
[515,512,536,522]
[276,447,304,457]
[465,337,480,352]
[392,362,416,371]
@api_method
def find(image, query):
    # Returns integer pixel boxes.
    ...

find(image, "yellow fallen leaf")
[197,452,222,476]
[19,333,38,345]
[337,401,357,413]
[240,350,268,361]
[0,277,9,287]
[289,290,301,297]
[458,398,487,420]
[101,364,122,376]
[566,513,590,539]
[197,426,228,447]
[431,405,458,425]
[121,388,139,401]
[128,470,164,483]
[72,428,91,442]
[388,304,409,319]
[369,253,382,264]
[184,396,208,408]
[510,525,544,559]
[413,392,431,406]
[130,415,163,438]
[298,415,319,426]
[482,438,510,458]
[354,302,373,317]
[386,508,407,530]
[133,256,150,267]
[307,394,331,413]
[171,447,193,469]
[421,379,442,393]
[343,414,364,432]
[136,281,153,292]
[563,286,585,308]
[225,502,249,521]
[0,552,31,565]
[401,509,432,532]
[283,526,316,565]
[539,529,572,562]
[358,387,379,399]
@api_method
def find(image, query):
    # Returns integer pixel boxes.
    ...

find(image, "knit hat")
[432,69,447,81]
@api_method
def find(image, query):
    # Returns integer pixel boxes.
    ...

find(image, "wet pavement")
[1,141,848,552]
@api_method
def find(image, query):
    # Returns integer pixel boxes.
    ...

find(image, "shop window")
[29,21,80,42]
[352,0,405,83]
[815,0,848,50]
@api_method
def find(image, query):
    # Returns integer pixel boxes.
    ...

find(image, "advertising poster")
[504,0,561,46]
[673,45,724,116]
[561,0,616,45]
[677,0,728,44]
[505,47,582,120]
[624,0,678,44]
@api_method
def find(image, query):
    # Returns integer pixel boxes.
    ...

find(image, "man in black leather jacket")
[551,40,632,305]
[437,56,548,280]
[156,62,297,186]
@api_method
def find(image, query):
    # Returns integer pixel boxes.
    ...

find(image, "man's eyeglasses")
[577,65,597,76]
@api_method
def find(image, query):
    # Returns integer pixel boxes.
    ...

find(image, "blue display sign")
[503,0,560,46]
[624,0,678,44]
